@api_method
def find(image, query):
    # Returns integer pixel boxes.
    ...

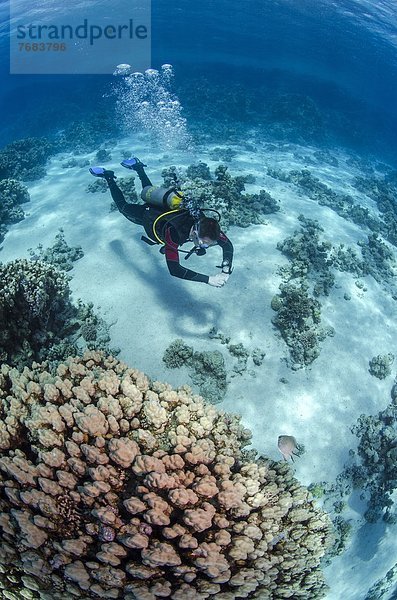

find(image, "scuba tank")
[141,185,184,209]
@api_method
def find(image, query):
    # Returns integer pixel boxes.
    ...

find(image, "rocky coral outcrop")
[0,351,331,599]
[271,282,334,369]
[163,339,227,403]
[368,354,395,380]
[161,163,279,229]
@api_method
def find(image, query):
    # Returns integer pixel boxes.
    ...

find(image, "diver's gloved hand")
[208,273,229,287]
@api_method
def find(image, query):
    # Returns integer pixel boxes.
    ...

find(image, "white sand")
[1,136,396,599]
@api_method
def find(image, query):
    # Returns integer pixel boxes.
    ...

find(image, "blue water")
[1,0,396,160]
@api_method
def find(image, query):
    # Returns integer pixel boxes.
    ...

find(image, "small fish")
[277,435,305,462]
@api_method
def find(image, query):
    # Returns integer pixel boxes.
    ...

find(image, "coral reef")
[312,150,339,167]
[0,178,30,243]
[0,137,54,181]
[116,177,139,204]
[61,157,90,170]
[358,234,396,284]
[274,216,336,367]
[354,176,397,247]
[251,348,266,367]
[0,259,113,368]
[267,168,380,232]
[271,283,334,369]
[208,328,266,371]
[0,351,331,599]
[210,165,280,227]
[208,327,231,346]
[266,94,324,141]
[163,334,266,398]
[186,162,211,181]
[364,561,397,600]
[306,376,397,562]
[368,354,395,380]
[269,167,397,270]
[161,163,279,230]
[55,113,120,155]
[86,179,108,194]
[332,235,396,298]
[306,475,353,560]
[86,177,139,207]
[209,148,238,162]
[276,215,396,295]
[95,149,112,163]
[228,343,250,375]
[163,339,227,404]
[0,258,71,366]
[28,229,84,272]
[274,211,396,365]
[277,216,335,297]
[179,72,327,145]
[340,374,397,524]
[189,350,227,403]
[348,407,397,523]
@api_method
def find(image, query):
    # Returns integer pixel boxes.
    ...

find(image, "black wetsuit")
[107,167,234,284]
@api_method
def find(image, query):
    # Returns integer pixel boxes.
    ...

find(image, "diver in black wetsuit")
[89,158,233,287]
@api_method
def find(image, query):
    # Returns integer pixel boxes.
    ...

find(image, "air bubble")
[113,63,192,151]
[113,64,131,76]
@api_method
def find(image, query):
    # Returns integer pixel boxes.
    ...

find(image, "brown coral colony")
[0,351,331,599]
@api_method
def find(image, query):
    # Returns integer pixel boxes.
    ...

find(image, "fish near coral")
[278,435,305,461]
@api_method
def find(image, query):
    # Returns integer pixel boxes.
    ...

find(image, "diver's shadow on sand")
[109,239,222,337]
[352,519,386,562]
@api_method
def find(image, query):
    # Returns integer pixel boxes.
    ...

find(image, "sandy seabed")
[1,133,396,599]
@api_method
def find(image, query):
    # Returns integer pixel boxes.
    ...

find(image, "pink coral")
[0,352,331,599]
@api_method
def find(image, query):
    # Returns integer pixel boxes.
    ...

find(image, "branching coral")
[0,259,113,367]
[0,258,71,365]
[0,178,30,243]
[274,212,396,366]
[0,351,331,599]
[277,215,335,297]
[271,282,334,369]
[28,229,84,272]
[346,394,397,523]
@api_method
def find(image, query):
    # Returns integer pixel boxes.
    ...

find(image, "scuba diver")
[89,157,233,287]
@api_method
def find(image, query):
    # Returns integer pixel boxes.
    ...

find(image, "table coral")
[0,351,331,599]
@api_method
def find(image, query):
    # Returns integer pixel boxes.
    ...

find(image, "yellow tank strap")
[152,209,182,244]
